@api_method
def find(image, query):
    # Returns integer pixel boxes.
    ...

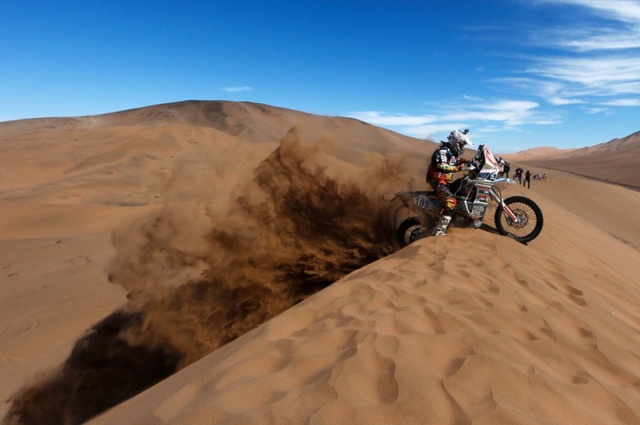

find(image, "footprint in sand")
[579,327,594,339]
[0,318,38,344]
[1,264,16,278]
[540,319,557,341]
[453,262,471,278]
[524,330,539,341]
[64,255,92,266]
[565,285,587,306]
[332,348,399,405]
[444,356,467,377]
[572,372,590,385]
[513,271,530,288]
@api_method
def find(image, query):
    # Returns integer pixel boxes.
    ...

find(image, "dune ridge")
[1,101,639,425]
[91,222,640,424]
[507,131,640,188]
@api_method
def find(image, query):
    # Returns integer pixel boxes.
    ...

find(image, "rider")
[426,129,474,236]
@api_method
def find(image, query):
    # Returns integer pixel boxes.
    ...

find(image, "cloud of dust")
[4,128,416,425]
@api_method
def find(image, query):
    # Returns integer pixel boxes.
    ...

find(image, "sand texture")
[507,131,640,189]
[1,101,639,425]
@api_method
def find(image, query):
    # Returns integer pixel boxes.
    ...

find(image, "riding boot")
[433,214,452,236]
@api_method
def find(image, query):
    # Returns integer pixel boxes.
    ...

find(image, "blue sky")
[2,0,639,153]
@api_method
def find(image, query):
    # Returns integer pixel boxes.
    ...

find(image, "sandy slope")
[91,226,640,425]
[507,131,640,189]
[88,178,640,425]
[0,102,430,423]
[1,101,639,425]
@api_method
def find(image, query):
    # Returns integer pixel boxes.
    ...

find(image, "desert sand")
[1,101,639,425]
[507,131,640,189]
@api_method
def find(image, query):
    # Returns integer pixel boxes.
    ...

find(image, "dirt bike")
[392,144,544,246]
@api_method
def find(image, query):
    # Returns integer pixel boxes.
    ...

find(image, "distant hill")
[2,100,638,189]
[505,146,578,160]
[0,100,425,151]
[506,131,640,189]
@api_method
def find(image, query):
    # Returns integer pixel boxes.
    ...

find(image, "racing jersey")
[426,143,463,185]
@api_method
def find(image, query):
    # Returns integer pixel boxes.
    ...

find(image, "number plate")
[471,205,486,217]
[413,195,432,210]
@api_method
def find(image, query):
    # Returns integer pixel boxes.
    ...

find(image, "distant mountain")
[0,100,433,205]
[506,131,640,188]
[0,100,424,151]
[505,146,578,160]
[2,101,638,188]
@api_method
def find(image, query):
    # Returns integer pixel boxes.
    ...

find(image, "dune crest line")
[4,130,401,425]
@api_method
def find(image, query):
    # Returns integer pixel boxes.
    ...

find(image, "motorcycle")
[393,144,544,246]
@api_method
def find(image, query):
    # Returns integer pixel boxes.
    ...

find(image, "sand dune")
[1,101,639,425]
[507,131,640,189]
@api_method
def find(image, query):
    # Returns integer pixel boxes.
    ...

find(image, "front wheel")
[494,196,544,243]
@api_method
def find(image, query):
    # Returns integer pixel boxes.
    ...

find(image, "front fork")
[490,188,519,222]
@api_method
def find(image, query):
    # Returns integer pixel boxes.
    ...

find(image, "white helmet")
[447,129,473,156]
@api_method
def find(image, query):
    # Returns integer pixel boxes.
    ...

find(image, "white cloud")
[223,86,254,93]
[534,1,640,52]
[599,98,640,106]
[583,107,607,114]
[539,0,640,22]
[351,1,639,146]
[463,0,640,113]
[398,124,466,140]
[561,32,640,51]
[492,77,586,105]
[437,99,550,127]
[499,0,640,108]
[462,94,485,102]
[520,55,640,107]
[349,98,560,140]
[528,56,640,89]
[347,111,434,126]
[495,55,640,105]
[548,97,585,106]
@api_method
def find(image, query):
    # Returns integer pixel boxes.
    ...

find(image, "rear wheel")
[396,217,428,248]
[494,196,543,243]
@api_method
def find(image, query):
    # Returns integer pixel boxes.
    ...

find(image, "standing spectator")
[514,167,523,184]
[498,157,506,177]
[524,170,531,189]
[503,162,511,179]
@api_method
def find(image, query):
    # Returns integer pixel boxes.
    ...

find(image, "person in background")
[514,167,523,184]
[426,129,473,236]
[503,161,511,179]
[524,169,531,189]
[498,157,505,177]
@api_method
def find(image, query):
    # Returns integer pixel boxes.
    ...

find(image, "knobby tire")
[494,196,544,244]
